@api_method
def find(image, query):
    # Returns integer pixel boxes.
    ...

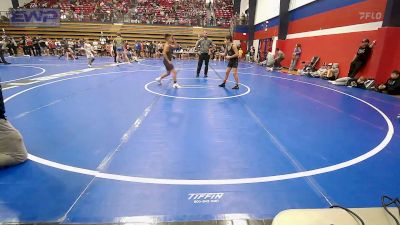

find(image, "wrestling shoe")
[173,83,181,88]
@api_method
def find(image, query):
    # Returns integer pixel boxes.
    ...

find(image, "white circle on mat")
[0,65,46,83]
[4,71,394,185]
[145,78,251,100]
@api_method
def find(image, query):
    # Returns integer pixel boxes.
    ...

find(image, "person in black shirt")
[348,38,376,78]
[378,70,400,95]
[219,35,240,89]
[33,37,41,56]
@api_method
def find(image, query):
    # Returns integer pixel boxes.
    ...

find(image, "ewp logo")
[188,193,224,204]
[10,9,60,27]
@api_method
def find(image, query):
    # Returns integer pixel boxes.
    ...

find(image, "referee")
[195,31,213,78]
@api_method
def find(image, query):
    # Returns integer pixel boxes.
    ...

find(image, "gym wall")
[235,0,398,84]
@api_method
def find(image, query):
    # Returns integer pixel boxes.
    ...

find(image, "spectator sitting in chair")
[273,48,285,70]
[377,70,400,95]
[259,50,275,68]
[0,85,28,168]
[321,63,339,80]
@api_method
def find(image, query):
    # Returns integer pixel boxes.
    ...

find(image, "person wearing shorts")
[113,33,124,64]
[84,40,95,68]
[155,34,181,89]
[219,35,239,89]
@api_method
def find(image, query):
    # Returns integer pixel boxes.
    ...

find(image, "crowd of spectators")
[18,0,233,27]
[0,34,228,63]
[134,0,208,26]
[254,38,400,96]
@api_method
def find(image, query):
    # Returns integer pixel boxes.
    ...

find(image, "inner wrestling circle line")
[0,65,46,83]
[145,78,251,100]
[4,71,394,185]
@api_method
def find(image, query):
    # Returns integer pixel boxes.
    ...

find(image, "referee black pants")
[197,53,210,76]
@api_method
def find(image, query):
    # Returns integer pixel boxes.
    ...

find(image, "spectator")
[0,86,28,168]
[347,76,368,89]
[0,37,11,64]
[238,46,243,60]
[289,44,302,71]
[135,41,142,58]
[348,39,376,78]
[377,70,400,95]
[321,63,339,80]
[259,50,275,68]
[273,48,285,70]
[249,46,255,62]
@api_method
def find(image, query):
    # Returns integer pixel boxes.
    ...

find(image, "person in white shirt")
[84,40,96,68]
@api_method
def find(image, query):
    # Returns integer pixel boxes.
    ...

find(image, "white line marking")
[4,71,394,185]
[145,78,251,100]
[0,65,46,83]
[98,104,154,171]
[286,21,383,39]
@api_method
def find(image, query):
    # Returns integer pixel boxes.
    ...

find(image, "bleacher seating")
[20,0,234,28]
[0,22,229,48]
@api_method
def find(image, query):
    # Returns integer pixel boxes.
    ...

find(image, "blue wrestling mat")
[0,56,399,224]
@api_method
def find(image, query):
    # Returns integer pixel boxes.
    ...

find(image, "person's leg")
[0,50,8,64]
[219,67,232,87]
[116,52,120,63]
[196,54,204,77]
[350,61,364,78]
[347,60,357,77]
[8,45,13,55]
[332,77,351,85]
[233,67,239,84]
[113,47,117,62]
[274,59,282,69]
[32,46,37,56]
[159,71,170,80]
[204,53,210,77]
[290,57,299,71]
[348,60,364,78]
[171,69,177,83]
[37,46,42,56]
